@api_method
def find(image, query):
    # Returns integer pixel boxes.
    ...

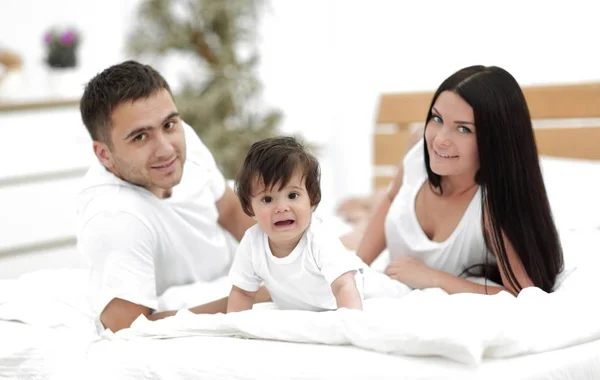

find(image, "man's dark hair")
[235,136,321,216]
[80,60,172,146]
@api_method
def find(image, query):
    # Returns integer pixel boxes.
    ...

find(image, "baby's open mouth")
[274,220,294,226]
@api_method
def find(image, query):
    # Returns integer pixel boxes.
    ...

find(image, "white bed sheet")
[2,317,600,380]
[1,227,599,380]
[1,156,599,380]
[87,332,600,380]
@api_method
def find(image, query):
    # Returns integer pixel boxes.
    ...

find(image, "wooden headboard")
[373,82,600,189]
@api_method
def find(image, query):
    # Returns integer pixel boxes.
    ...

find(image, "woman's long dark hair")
[423,65,564,293]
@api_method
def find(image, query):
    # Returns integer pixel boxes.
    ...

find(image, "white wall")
[2,0,600,205]
[256,0,600,202]
[0,0,141,99]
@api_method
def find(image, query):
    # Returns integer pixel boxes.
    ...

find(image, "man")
[77,60,265,332]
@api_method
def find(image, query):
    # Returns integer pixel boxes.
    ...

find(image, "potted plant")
[43,27,81,69]
[43,27,83,97]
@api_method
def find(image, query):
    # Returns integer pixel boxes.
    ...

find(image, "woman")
[357,65,564,295]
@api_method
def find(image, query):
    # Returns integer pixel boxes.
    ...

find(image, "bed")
[1,82,600,380]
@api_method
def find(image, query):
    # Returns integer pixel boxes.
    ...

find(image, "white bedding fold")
[110,265,600,365]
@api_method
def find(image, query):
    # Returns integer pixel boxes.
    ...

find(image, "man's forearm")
[188,297,229,314]
[148,297,228,321]
[150,286,270,319]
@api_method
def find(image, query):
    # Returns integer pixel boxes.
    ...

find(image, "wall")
[2,0,600,204]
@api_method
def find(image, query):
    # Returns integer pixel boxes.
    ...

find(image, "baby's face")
[250,170,313,247]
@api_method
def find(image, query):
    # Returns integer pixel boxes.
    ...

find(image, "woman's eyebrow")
[432,107,474,125]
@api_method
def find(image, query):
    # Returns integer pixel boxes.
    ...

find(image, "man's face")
[93,89,186,198]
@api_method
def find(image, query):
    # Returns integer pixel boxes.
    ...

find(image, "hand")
[384,257,439,290]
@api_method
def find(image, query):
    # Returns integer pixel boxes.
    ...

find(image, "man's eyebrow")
[124,126,151,141]
[432,107,474,125]
[123,112,180,140]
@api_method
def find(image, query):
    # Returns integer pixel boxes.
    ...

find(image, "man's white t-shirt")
[76,123,234,317]
[229,218,367,311]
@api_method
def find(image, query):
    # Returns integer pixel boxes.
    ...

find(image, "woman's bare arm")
[355,130,423,265]
[355,190,395,265]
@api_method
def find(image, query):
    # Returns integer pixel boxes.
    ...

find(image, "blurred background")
[1,0,599,278]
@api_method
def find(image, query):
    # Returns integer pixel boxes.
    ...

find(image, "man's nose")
[155,131,175,158]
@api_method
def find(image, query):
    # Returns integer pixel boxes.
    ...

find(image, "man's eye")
[288,192,299,200]
[165,121,175,130]
[262,196,273,203]
[133,134,147,141]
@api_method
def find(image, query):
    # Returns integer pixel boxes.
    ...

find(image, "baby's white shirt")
[229,218,365,311]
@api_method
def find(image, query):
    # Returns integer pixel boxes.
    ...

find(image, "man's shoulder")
[76,180,158,232]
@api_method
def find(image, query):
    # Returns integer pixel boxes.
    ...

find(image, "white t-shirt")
[76,122,234,316]
[229,218,366,311]
[384,139,495,277]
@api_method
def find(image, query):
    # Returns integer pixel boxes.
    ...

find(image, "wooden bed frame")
[373,82,600,189]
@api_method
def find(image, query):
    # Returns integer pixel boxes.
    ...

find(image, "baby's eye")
[262,196,273,203]
[288,192,299,200]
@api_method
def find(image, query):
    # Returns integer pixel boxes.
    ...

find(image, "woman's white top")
[384,139,495,277]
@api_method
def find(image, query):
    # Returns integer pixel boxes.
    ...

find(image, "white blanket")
[106,261,598,366]
[1,229,598,369]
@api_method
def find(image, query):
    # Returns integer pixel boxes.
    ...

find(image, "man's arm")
[101,296,231,332]
[100,298,152,333]
[216,186,255,241]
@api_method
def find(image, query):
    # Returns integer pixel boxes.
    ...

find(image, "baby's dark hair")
[235,136,321,217]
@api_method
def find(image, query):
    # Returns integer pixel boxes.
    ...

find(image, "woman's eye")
[431,115,442,124]
[288,192,299,200]
[262,196,273,203]
[458,126,472,134]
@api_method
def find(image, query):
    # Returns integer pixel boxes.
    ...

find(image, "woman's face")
[425,91,479,179]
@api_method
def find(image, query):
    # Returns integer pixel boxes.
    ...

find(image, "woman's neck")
[436,174,478,197]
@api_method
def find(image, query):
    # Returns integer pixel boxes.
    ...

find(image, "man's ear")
[93,141,114,169]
